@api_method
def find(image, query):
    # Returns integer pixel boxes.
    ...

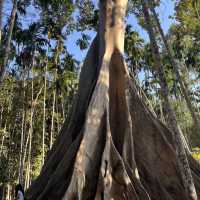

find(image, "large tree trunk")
[26,0,200,199]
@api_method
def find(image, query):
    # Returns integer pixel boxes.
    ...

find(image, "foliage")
[192,147,200,163]
[0,0,199,196]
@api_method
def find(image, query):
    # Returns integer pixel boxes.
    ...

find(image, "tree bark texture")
[26,0,200,199]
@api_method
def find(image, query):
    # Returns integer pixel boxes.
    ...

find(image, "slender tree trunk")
[27,69,34,188]
[148,0,200,138]
[0,0,18,82]
[50,40,59,149]
[0,106,4,129]
[1,184,7,200]
[141,0,197,199]
[4,126,12,200]
[159,99,165,123]
[25,115,33,190]
[5,184,10,200]
[19,74,26,185]
[19,68,29,185]
[22,84,43,181]
[55,96,60,134]
[0,0,4,46]
[0,123,6,156]
[50,80,56,149]
[27,138,32,188]
[24,73,34,190]
[61,93,65,122]
[0,106,3,127]
[24,162,29,189]
[42,63,47,165]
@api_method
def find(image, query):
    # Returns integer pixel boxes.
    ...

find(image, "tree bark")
[0,0,4,45]
[22,84,43,177]
[18,72,26,185]
[55,96,61,133]
[0,123,6,156]
[141,0,197,199]
[148,0,200,139]
[61,93,65,122]
[0,0,18,82]
[0,106,4,128]
[26,0,200,199]
[50,40,59,149]
[24,73,34,189]
[42,63,47,165]
[50,83,56,149]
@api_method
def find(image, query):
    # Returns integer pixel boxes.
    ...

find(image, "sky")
[3,0,176,62]
[66,0,176,61]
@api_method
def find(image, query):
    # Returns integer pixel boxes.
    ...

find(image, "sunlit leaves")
[125,24,144,73]
[75,0,99,31]
[76,33,91,50]
[175,0,200,40]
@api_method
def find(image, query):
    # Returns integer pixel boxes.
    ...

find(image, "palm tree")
[147,0,200,137]
[0,0,18,82]
[141,0,197,199]
[0,0,4,45]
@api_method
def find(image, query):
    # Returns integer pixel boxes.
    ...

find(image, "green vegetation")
[0,0,200,199]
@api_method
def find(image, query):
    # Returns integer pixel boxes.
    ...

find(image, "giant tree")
[26,0,200,199]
